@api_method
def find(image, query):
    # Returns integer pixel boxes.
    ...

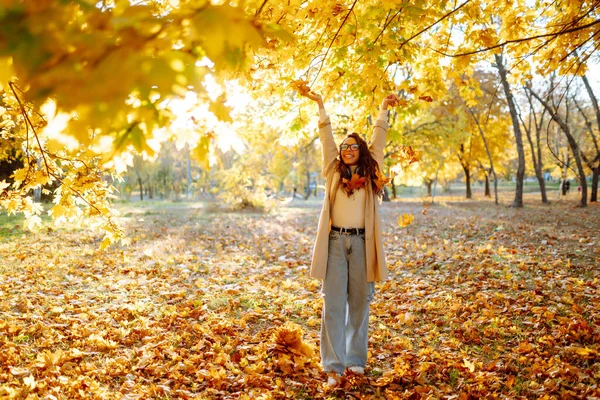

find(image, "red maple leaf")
[373,170,391,192]
[342,173,367,192]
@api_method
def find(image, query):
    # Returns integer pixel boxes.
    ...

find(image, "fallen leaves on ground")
[0,198,599,398]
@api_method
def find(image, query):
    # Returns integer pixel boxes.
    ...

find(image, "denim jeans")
[321,230,375,375]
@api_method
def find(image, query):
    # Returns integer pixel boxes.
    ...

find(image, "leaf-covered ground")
[1,195,599,399]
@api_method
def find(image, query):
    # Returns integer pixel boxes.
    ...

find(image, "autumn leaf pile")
[1,198,599,398]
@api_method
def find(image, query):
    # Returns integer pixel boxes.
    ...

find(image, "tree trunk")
[528,89,587,207]
[431,159,445,203]
[521,90,549,203]
[423,179,435,197]
[187,145,192,199]
[578,75,600,202]
[304,170,311,200]
[558,153,570,199]
[495,54,525,207]
[465,105,498,204]
[391,180,397,199]
[33,187,41,203]
[138,176,144,201]
[462,163,472,199]
[425,179,433,197]
[532,159,548,202]
[444,180,452,193]
[382,187,390,202]
[592,167,599,202]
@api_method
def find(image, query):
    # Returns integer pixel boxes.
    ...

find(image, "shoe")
[348,366,365,375]
[326,372,341,388]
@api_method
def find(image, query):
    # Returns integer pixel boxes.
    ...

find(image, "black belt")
[331,226,365,235]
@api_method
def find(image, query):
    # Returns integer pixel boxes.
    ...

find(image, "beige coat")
[309,115,389,282]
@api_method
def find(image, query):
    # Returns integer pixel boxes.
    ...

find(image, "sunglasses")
[340,143,359,151]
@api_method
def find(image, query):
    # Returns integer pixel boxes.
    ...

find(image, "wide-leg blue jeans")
[320,230,375,375]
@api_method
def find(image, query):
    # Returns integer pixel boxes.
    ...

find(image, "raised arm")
[301,91,338,176]
[370,94,399,167]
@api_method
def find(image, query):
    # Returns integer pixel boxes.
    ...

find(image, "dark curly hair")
[335,132,383,196]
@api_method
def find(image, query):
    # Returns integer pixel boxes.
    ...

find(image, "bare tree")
[527,86,588,207]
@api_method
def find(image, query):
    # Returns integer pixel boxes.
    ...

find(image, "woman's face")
[340,138,360,166]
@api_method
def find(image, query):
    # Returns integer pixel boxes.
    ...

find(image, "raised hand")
[293,79,324,108]
[381,93,399,110]
[303,91,323,104]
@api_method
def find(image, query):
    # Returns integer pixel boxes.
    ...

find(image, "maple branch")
[436,17,600,57]
[557,29,599,65]
[573,97,600,158]
[372,8,403,46]
[545,1,600,31]
[527,84,581,177]
[254,0,269,17]
[398,0,471,51]
[507,10,599,75]
[310,0,359,86]
[9,82,52,180]
[6,84,118,226]
[47,152,96,173]
[304,19,333,58]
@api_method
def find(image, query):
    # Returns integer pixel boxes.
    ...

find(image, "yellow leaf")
[572,347,598,358]
[100,237,112,250]
[24,215,42,231]
[0,57,14,91]
[209,99,233,123]
[23,375,36,390]
[191,4,265,69]
[463,358,475,372]
[398,213,414,228]
[396,312,414,326]
[192,135,211,171]
[393,357,410,377]
[42,349,64,367]
[11,168,28,188]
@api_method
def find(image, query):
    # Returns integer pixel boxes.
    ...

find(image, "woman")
[301,90,398,387]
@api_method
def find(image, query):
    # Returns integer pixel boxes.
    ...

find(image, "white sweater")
[319,108,388,229]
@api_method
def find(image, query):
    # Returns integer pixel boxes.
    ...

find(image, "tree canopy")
[1,0,599,242]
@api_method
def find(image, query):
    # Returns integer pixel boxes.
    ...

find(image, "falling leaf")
[398,213,414,228]
[392,145,421,166]
[374,170,392,192]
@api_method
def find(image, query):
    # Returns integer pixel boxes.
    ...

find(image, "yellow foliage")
[1,0,598,247]
[398,213,414,228]
[0,57,14,90]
